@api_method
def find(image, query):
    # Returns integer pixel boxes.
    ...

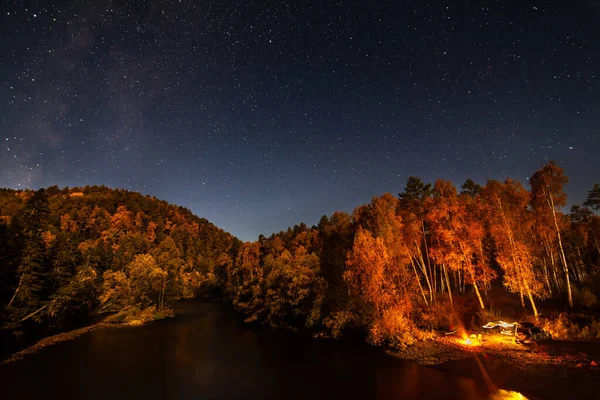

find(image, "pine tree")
[7,189,51,324]
[584,184,600,212]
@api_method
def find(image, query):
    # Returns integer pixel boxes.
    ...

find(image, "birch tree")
[530,161,573,308]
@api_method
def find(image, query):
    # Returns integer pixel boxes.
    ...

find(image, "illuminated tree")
[427,180,487,309]
[354,194,417,302]
[398,177,434,301]
[483,179,545,319]
[345,227,390,321]
[530,161,572,308]
[345,221,420,346]
[460,186,496,295]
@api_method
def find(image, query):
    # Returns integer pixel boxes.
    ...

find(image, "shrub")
[153,307,174,320]
[573,287,598,309]
[539,312,600,339]
[104,305,173,325]
[104,306,140,323]
[367,304,432,349]
[539,313,573,339]
[417,300,456,331]
[323,310,354,338]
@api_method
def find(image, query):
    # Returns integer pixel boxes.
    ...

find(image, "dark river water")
[1,301,490,400]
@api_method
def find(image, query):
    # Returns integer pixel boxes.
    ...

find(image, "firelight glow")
[490,389,529,400]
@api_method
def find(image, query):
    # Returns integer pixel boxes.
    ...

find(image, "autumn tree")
[345,227,390,326]
[152,237,185,307]
[459,182,496,295]
[98,270,131,313]
[530,161,573,307]
[261,246,325,328]
[349,195,423,345]
[229,242,263,317]
[482,180,545,319]
[355,194,417,300]
[345,222,421,347]
[427,180,487,309]
[398,178,434,303]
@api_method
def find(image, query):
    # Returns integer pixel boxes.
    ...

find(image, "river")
[1,301,490,399]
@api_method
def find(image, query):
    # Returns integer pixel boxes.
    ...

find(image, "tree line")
[215,161,599,346]
[1,162,599,351]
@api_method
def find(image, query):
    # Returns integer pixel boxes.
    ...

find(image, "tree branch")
[19,305,48,323]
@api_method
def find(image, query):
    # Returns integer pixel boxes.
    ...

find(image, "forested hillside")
[2,161,600,356]
[0,185,239,352]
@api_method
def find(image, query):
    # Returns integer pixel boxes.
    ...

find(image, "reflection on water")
[1,301,491,400]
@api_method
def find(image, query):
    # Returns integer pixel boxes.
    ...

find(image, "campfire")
[490,389,529,399]
[459,332,481,346]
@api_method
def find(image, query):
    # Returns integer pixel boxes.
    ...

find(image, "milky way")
[1,1,599,240]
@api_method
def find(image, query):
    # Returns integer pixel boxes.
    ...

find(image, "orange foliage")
[60,214,78,233]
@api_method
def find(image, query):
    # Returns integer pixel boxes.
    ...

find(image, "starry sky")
[1,0,599,241]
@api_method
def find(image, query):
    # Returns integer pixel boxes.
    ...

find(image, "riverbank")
[2,306,175,365]
[2,322,118,365]
[388,335,600,399]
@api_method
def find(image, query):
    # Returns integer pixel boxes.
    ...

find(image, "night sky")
[1,1,599,241]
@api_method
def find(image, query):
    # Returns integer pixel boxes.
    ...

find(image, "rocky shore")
[389,335,600,400]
